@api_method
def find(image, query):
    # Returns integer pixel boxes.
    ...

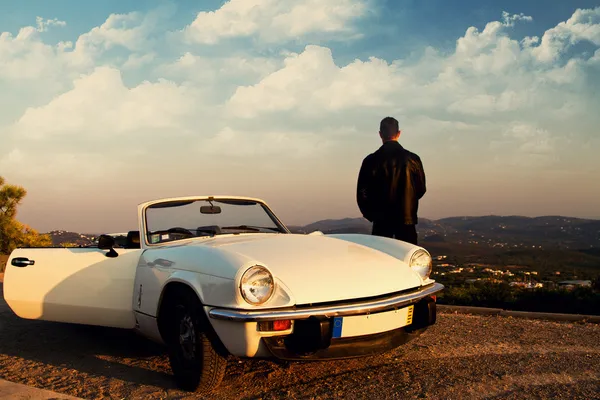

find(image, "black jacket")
[356,141,426,225]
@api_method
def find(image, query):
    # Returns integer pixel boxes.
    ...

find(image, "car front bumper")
[206,282,444,359]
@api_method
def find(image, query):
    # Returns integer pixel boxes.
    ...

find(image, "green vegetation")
[0,176,51,271]
[426,243,600,278]
[432,246,600,315]
[59,242,80,248]
[437,280,600,316]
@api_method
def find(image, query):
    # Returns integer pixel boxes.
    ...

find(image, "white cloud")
[35,17,67,32]
[11,66,197,140]
[0,9,155,85]
[532,7,600,63]
[2,4,600,230]
[158,51,281,87]
[76,6,175,54]
[0,23,92,128]
[505,123,556,154]
[226,9,599,126]
[69,11,160,68]
[501,11,533,27]
[0,26,80,81]
[226,45,403,118]
[182,0,368,44]
[122,52,156,70]
[74,12,146,54]
[6,7,600,158]
[199,126,333,158]
[0,148,126,188]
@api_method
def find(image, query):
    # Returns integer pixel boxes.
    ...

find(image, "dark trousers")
[372,222,418,245]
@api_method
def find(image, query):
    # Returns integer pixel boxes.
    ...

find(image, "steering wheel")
[167,227,194,236]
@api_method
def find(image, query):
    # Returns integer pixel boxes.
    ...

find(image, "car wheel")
[165,290,228,394]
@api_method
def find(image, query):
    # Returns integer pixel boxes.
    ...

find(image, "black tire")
[164,289,228,394]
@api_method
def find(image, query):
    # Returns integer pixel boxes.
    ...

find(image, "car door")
[3,246,142,329]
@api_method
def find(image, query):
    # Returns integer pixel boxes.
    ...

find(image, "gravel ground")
[1,276,599,400]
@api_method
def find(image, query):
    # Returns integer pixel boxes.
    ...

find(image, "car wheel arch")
[156,282,218,345]
[157,281,230,355]
[156,281,230,393]
[156,281,229,353]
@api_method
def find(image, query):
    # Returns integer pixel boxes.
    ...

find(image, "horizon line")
[42,213,600,234]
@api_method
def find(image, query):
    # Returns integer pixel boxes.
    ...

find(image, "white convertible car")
[3,196,443,394]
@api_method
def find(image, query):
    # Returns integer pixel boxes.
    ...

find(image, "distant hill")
[297,218,372,234]
[290,215,600,276]
[43,215,600,251]
[46,230,99,247]
[294,215,600,250]
[432,216,600,248]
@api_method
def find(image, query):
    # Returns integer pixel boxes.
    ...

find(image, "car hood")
[195,233,423,305]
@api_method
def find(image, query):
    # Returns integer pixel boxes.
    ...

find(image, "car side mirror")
[98,234,118,258]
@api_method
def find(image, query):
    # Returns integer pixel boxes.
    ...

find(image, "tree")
[0,176,51,254]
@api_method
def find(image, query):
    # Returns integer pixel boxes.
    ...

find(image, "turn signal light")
[273,320,292,331]
[258,320,292,332]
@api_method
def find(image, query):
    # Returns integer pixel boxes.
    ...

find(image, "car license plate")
[332,305,414,339]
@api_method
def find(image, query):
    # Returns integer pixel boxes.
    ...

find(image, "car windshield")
[144,198,287,244]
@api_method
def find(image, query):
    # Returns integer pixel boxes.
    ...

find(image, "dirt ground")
[1,276,599,400]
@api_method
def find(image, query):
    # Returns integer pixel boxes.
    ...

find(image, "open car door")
[3,241,141,329]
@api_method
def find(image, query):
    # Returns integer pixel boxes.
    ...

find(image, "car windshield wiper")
[220,225,281,232]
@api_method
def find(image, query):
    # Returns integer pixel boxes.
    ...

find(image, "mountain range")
[47,215,600,250]
[289,215,600,249]
[290,216,600,275]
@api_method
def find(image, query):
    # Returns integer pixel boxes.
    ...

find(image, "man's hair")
[379,116,399,140]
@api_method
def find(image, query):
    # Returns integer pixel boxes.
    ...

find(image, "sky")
[1,0,599,233]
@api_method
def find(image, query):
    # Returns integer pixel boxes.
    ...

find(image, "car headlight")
[409,249,432,280]
[240,265,275,305]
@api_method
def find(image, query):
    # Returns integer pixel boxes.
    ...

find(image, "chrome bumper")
[208,282,444,322]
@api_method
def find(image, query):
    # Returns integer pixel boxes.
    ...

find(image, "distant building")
[558,280,592,290]
[510,282,543,289]
[510,282,528,288]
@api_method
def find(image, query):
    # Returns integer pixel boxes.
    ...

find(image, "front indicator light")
[258,320,292,332]
[273,320,292,331]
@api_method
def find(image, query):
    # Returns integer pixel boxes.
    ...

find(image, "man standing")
[356,117,426,245]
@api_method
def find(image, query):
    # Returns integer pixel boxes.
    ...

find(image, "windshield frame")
[139,196,291,247]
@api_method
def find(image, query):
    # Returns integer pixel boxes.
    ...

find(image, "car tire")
[165,289,228,394]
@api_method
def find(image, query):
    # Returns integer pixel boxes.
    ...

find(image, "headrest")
[127,231,140,243]
[126,231,140,248]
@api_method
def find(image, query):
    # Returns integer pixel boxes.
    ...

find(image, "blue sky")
[1,0,599,232]
[3,0,597,55]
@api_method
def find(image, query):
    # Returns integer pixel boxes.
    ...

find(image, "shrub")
[0,176,51,254]
[437,282,600,315]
